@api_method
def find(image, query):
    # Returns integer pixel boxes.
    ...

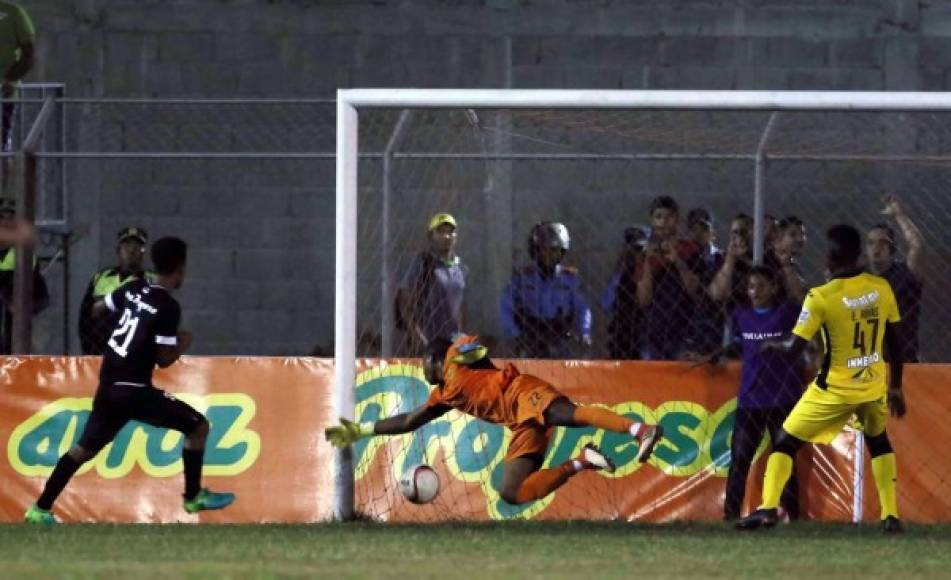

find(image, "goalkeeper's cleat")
[636,424,664,463]
[579,443,616,473]
[183,488,236,514]
[882,516,903,534]
[24,504,56,525]
[735,508,779,531]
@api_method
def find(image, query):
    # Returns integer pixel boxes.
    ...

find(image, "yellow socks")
[760,452,794,509]
[871,453,899,519]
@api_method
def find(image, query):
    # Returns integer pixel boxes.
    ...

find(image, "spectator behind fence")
[709,213,754,313]
[501,221,591,359]
[395,213,468,355]
[636,196,702,360]
[710,213,805,322]
[684,207,725,358]
[764,214,780,250]
[0,0,34,152]
[769,216,807,302]
[79,227,155,355]
[720,265,805,521]
[0,196,48,353]
[866,194,924,362]
[602,225,648,359]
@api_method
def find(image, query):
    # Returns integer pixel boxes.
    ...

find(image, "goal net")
[338,91,951,523]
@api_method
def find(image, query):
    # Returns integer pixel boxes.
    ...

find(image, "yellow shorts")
[783,383,888,444]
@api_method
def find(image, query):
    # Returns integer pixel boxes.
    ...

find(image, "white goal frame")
[335,89,951,522]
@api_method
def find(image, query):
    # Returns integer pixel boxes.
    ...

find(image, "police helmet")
[529,222,570,259]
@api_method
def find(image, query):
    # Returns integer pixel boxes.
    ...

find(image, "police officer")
[78,226,155,354]
[0,196,48,353]
[501,222,592,359]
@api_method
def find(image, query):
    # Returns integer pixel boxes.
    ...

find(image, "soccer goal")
[335,90,951,523]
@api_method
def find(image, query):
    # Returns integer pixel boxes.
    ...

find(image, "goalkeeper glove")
[324,418,374,448]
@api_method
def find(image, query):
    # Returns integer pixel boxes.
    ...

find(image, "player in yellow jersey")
[736,224,907,533]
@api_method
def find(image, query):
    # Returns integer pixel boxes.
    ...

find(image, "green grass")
[2,521,950,579]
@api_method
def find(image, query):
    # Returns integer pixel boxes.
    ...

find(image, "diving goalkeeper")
[326,334,663,505]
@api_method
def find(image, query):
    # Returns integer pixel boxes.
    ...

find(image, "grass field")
[2,521,950,579]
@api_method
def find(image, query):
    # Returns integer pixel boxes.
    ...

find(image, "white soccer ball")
[399,464,440,504]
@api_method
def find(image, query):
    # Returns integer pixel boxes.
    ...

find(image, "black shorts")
[77,382,205,452]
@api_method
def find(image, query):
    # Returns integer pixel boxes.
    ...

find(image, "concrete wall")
[17,0,951,357]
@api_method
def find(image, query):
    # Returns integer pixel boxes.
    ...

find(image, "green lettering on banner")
[7,394,260,478]
[15,409,84,470]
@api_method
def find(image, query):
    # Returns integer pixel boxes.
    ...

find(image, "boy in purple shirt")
[723,265,805,521]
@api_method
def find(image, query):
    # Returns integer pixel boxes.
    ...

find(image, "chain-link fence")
[356,108,951,363]
[4,98,338,355]
[350,104,951,522]
[6,99,948,361]
[4,97,950,522]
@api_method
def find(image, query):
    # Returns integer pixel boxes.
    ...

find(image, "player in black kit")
[25,237,235,524]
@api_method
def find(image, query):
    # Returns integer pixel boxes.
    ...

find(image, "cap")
[0,197,15,216]
[117,226,148,245]
[428,213,457,232]
[687,207,713,229]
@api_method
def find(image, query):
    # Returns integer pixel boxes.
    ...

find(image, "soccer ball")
[399,464,440,504]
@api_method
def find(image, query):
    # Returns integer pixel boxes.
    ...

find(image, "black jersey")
[100,278,181,386]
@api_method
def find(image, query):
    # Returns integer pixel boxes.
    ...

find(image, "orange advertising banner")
[351,359,856,522]
[1,356,336,523]
[1,357,948,523]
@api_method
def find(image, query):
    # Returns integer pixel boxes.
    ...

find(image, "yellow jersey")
[793,271,901,402]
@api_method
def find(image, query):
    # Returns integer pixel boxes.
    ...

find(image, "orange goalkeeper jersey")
[425,335,525,426]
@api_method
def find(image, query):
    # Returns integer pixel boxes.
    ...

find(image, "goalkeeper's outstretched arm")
[374,403,450,435]
[325,403,451,447]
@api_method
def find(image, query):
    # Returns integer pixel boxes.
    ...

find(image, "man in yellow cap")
[78,226,156,354]
[395,212,468,354]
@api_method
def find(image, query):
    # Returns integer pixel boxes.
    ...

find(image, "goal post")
[335,89,951,523]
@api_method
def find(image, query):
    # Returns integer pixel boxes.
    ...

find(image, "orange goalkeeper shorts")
[504,375,565,461]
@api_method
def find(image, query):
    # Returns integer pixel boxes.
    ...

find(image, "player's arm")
[155,302,186,368]
[883,321,906,418]
[92,285,126,317]
[324,403,451,447]
[373,403,450,435]
[156,331,192,368]
[763,291,822,357]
